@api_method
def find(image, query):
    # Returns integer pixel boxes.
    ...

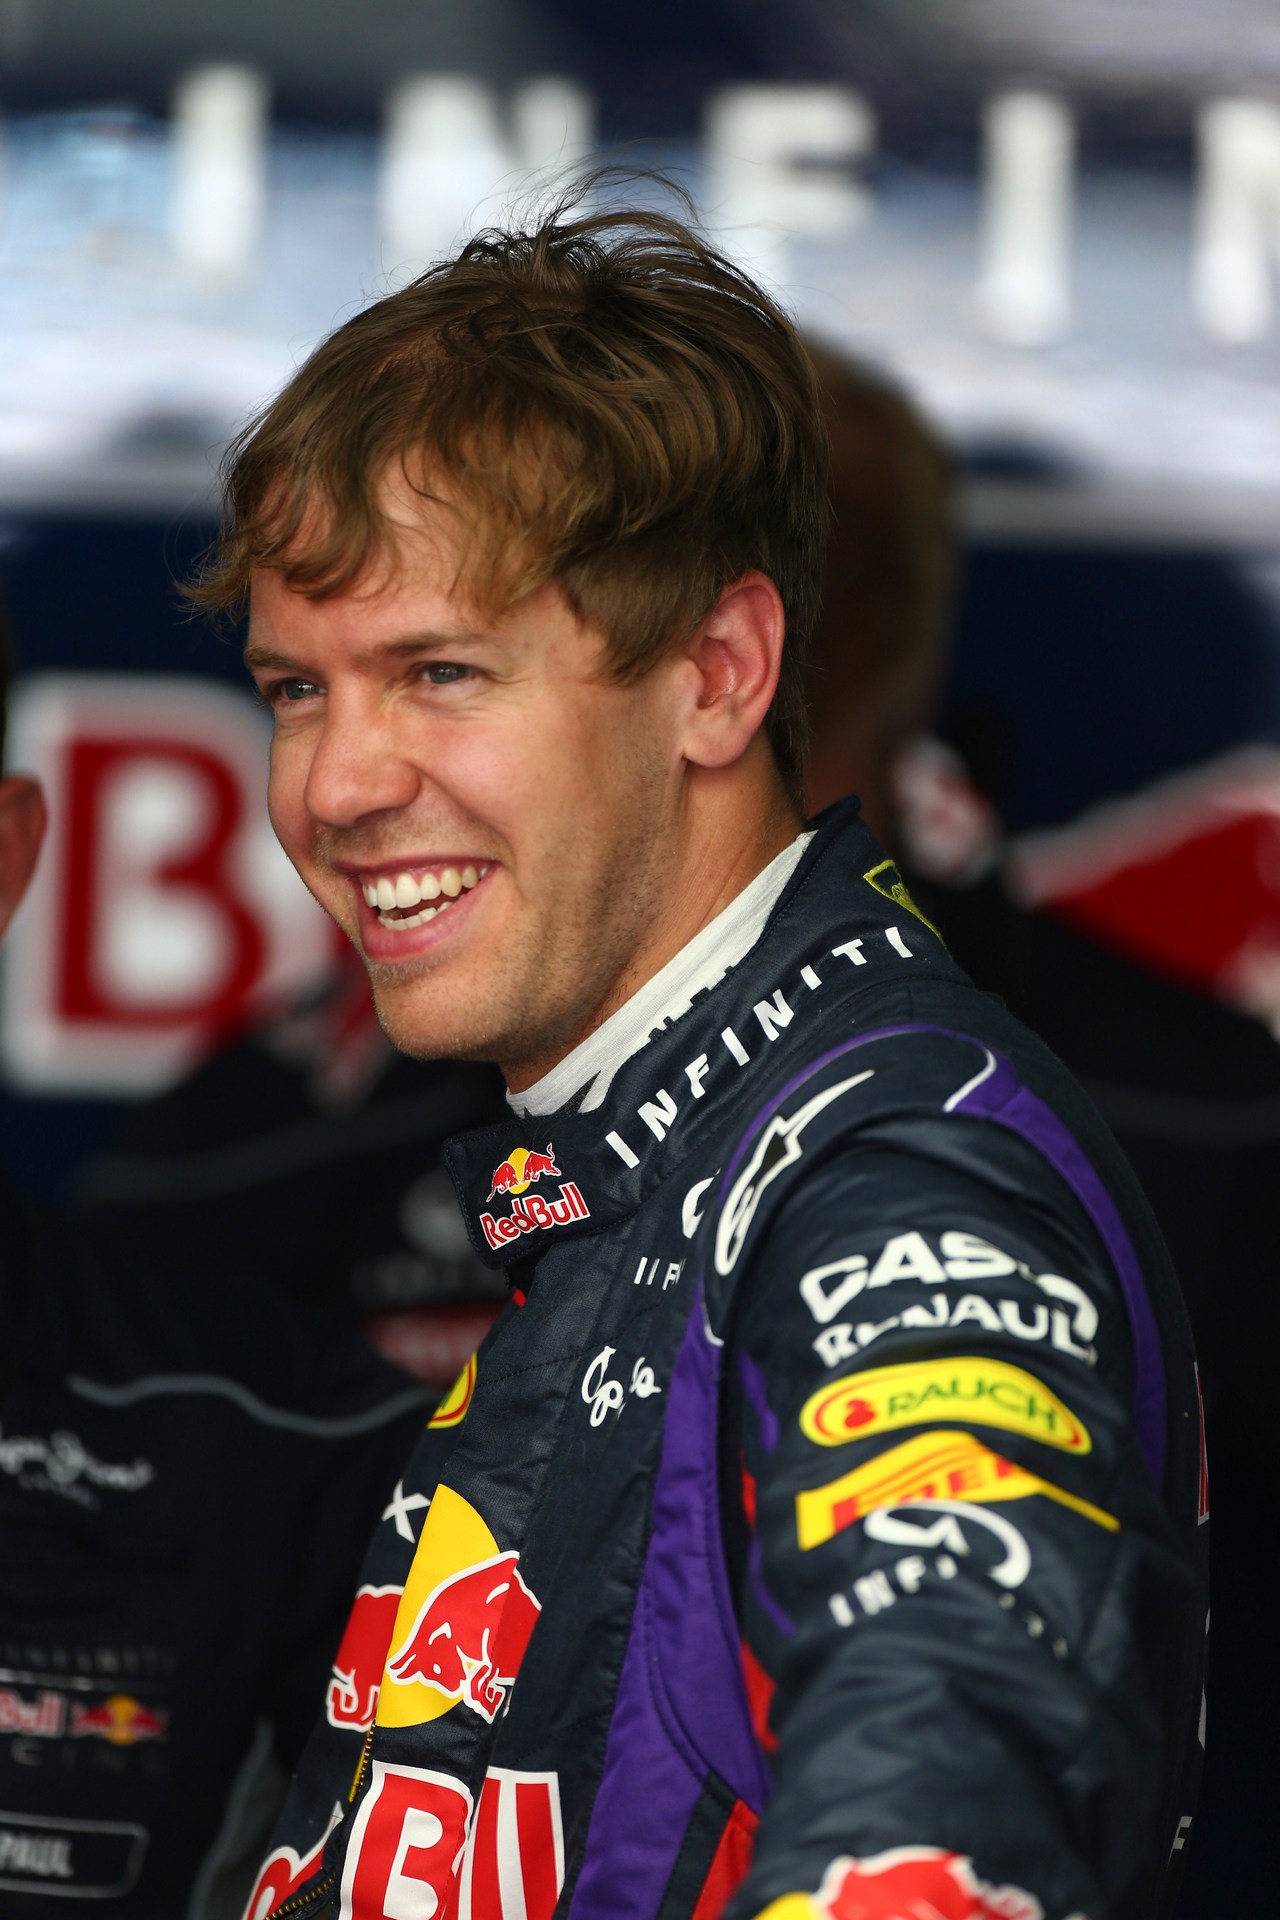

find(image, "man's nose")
[301,697,422,829]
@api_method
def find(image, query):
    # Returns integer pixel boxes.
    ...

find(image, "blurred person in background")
[806,356,1265,1918]
[0,598,431,1914]
[211,193,1205,1920]
[74,919,508,1398]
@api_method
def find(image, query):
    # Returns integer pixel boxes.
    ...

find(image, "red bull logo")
[378,1485,541,1730]
[758,1847,1044,1920]
[69,1693,167,1746]
[325,1584,404,1731]
[243,1806,342,1920]
[385,1552,540,1722]
[486,1142,561,1203]
[338,1764,562,1920]
[480,1145,589,1250]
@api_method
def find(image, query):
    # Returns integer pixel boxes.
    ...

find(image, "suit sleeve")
[721,1127,1197,1920]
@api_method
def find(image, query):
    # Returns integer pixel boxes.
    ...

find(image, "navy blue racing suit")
[249,799,1207,1920]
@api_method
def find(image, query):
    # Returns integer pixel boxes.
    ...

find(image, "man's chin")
[365,967,505,1066]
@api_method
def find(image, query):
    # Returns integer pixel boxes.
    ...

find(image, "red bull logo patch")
[68,1693,167,1746]
[480,1145,590,1250]
[335,1764,563,1920]
[326,1584,404,1731]
[378,1485,541,1729]
[486,1142,561,1203]
[244,1805,342,1920]
[757,1846,1044,1920]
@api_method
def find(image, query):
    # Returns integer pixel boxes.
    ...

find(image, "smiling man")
[245,505,793,1085]
[196,197,1207,1920]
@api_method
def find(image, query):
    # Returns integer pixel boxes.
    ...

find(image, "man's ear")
[0,775,46,941]
[678,572,786,772]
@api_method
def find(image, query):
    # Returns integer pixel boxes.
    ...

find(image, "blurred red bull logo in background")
[1,675,337,1097]
[377,1485,541,1730]
[480,1145,589,1250]
[325,1584,404,1731]
[760,1847,1045,1920]
[898,737,1280,1038]
[69,1693,167,1746]
[1006,748,1280,1028]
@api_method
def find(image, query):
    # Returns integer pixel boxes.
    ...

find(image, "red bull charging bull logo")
[480,1143,590,1250]
[758,1847,1046,1920]
[326,1584,404,1731]
[69,1693,167,1746]
[378,1485,541,1729]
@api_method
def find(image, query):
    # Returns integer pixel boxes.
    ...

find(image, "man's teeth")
[362,864,488,927]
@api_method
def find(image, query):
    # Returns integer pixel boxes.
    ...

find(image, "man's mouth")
[358,862,491,930]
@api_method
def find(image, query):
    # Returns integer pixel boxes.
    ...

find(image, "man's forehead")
[245,568,491,659]
[244,556,597,674]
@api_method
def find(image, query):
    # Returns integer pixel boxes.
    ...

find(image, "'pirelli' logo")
[795,1429,1117,1549]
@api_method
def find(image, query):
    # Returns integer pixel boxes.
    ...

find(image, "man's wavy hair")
[188,185,830,793]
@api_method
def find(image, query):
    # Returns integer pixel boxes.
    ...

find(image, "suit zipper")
[266,1869,335,1918]
[265,1727,375,1920]
[349,1722,375,1802]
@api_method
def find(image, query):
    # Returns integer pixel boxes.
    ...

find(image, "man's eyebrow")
[241,629,503,672]
[242,642,298,672]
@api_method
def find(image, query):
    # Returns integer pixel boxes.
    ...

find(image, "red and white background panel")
[2,674,337,1096]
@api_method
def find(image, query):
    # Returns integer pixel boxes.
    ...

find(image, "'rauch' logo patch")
[799,1356,1091,1453]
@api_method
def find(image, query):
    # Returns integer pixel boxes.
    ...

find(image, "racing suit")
[250,798,1208,1920]
[0,1174,429,1916]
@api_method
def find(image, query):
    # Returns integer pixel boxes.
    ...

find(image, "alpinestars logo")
[715,1069,875,1274]
[479,1144,590,1250]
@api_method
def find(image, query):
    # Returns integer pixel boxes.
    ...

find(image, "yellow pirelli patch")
[795,1428,1118,1549]
[799,1354,1091,1453]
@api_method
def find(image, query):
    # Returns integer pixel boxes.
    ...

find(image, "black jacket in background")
[0,1174,428,1916]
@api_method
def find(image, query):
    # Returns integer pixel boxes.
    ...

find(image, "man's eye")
[275,678,322,703]
[421,662,472,685]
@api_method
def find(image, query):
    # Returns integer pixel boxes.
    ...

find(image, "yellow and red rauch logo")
[796,1428,1118,1550]
[799,1355,1091,1454]
[377,1486,541,1729]
[480,1143,589,1251]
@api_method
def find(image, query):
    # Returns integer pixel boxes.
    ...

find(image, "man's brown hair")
[189,187,829,793]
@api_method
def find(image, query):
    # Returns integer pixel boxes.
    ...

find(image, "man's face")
[247,505,690,1086]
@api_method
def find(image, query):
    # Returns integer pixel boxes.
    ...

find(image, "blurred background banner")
[3,0,1280,1188]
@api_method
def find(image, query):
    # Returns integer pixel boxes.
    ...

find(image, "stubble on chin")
[362,957,502,1064]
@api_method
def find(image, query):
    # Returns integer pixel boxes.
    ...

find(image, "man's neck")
[507,823,813,1117]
